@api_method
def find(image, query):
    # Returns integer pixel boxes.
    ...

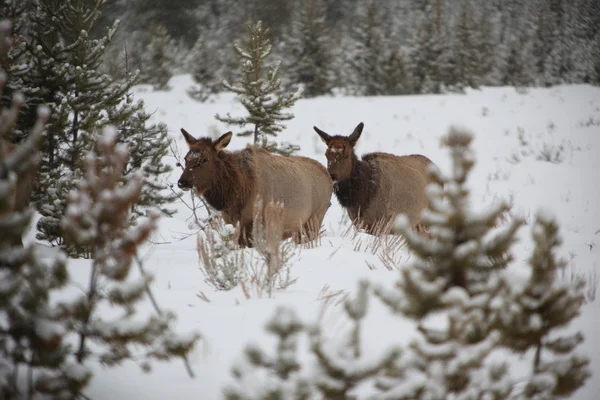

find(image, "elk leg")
[238,222,254,248]
[295,216,321,244]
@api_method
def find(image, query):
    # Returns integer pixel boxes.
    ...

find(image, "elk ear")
[348,122,364,147]
[213,131,232,152]
[181,128,197,147]
[313,126,331,145]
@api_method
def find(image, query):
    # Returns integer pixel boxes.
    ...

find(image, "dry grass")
[196,200,298,297]
[317,284,349,307]
[340,217,409,271]
[316,284,349,328]
[196,217,245,291]
[247,200,298,297]
[561,262,598,303]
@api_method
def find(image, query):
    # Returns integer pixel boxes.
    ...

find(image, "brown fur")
[178,129,333,247]
[314,122,442,236]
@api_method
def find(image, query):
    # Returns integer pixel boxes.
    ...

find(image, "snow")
[32,74,600,398]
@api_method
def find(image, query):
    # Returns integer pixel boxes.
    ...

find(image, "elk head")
[177,128,232,195]
[313,122,364,181]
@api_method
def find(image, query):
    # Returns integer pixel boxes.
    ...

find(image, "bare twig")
[196,291,211,303]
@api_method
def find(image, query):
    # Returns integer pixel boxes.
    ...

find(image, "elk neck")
[202,150,254,214]
[333,153,378,211]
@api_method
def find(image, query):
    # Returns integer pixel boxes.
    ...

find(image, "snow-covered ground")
[40,75,600,398]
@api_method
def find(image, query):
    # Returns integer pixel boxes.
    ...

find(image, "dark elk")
[177,128,333,247]
[314,122,442,236]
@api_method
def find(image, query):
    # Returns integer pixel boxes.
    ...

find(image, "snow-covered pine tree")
[0,0,36,139]
[215,21,303,156]
[347,0,389,96]
[222,281,402,399]
[186,1,242,103]
[503,32,537,90]
[409,0,454,94]
[474,4,501,86]
[60,126,200,376]
[107,96,177,219]
[21,0,176,255]
[0,20,90,398]
[27,0,137,250]
[590,32,600,86]
[531,0,560,86]
[454,1,481,89]
[495,2,537,89]
[283,0,334,98]
[496,210,590,398]
[541,3,588,86]
[186,37,223,102]
[372,126,524,398]
[308,280,402,398]
[222,306,314,399]
[140,23,173,91]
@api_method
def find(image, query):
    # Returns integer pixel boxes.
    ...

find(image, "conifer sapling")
[497,210,590,398]
[222,306,313,400]
[215,21,303,156]
[60,126,199,376]
[0,19,90,398]
[373,126,523,398]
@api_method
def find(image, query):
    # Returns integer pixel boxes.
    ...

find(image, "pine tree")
[0,20,90,397]
[590,32,600,85]
[503,32,537,89]
[308,280,401,399]
[348,0,389,96]
[186,37,223,102]
[372,126,524,398]
[185,0,248,102]
[284,0,334,98]
[222,306,314,399]
[496,210,590,398]
[107,97,177,219]
[498,2,538,89]
[140,23,173,91]
[409,0,454,93]
[454,1,481,89]
[222,281,401,399]
[60,126,200,376]
[531,0,559,85]
[474,5,501,86]
[27,0,137,249]
[0,0,36,139]
[215,21,303,156]
[16,0,177,254]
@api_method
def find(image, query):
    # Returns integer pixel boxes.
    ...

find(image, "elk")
[177,128,333,247]
[314,122,441,236]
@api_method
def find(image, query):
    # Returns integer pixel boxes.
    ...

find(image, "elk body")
[177,128,333,247]
[314,122,441,236]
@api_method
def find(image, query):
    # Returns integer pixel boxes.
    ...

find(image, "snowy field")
[36,75,600,399]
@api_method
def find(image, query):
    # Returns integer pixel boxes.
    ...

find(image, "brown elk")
[177,128,333,247]
[314,122,442,236]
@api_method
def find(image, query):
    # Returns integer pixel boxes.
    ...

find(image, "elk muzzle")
[177,178,191,190]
